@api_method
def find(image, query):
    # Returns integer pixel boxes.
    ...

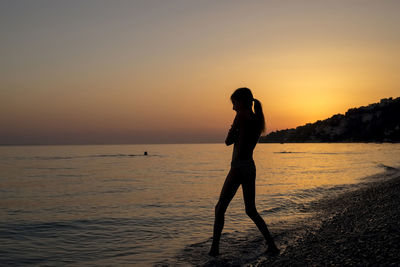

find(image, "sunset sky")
[1,0,399,144]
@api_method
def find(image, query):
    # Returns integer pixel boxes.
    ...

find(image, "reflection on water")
[0,143,399,265]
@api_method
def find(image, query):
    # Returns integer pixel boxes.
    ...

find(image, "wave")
[377,163,398,171]
[12,154,160,161]
[24,167,77,170]
[292,184,356,200]
[165,234,267,266]
[274,151,305,154]
[90,154,145,158]
[0,218,143,265]
[274,151,362,155]
[166,214,320,266]
[263,206,285,214]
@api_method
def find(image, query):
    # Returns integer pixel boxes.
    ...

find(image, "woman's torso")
[232,112,261,161]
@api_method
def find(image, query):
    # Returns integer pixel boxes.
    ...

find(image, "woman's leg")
[209,168,241,256]
[242,168,279,252]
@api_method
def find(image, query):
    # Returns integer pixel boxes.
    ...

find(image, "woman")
[209,87,279,256]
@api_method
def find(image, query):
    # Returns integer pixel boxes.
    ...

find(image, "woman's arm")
[225,113,242,146]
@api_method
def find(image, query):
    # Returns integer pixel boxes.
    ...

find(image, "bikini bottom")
[230,159,256,180]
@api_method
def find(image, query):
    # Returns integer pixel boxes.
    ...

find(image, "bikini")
[231,158,255,168]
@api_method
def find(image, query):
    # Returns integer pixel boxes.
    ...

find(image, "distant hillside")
[260,97,400,143]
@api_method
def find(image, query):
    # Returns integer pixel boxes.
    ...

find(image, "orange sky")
[1,1,400,144]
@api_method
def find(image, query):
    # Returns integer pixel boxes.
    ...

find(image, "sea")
[1,143,400,266]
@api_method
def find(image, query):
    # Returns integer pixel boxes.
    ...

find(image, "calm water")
[1,143,400,265]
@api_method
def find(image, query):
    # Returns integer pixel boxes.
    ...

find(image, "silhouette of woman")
[209,87,279,256]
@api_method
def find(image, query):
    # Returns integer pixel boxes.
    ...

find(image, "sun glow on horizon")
[1,1,399,144]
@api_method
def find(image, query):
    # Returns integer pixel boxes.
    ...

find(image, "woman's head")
[230,87,253,111]
[230,87,266,133]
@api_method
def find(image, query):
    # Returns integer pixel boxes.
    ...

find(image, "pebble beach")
[255,168,400,266]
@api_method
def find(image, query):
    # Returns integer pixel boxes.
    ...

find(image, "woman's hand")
[225,113,242,146]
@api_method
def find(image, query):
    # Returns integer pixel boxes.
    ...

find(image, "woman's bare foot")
[208,247,219,256]
[265,244,280,255]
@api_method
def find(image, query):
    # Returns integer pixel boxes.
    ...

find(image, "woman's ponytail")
[230,87,265,133]
[253,98,265,133]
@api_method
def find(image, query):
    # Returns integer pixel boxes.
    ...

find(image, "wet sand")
[255,171,400,266]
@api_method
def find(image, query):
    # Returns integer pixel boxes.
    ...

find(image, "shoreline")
[254,169,400,266]
[171,168,400,266]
